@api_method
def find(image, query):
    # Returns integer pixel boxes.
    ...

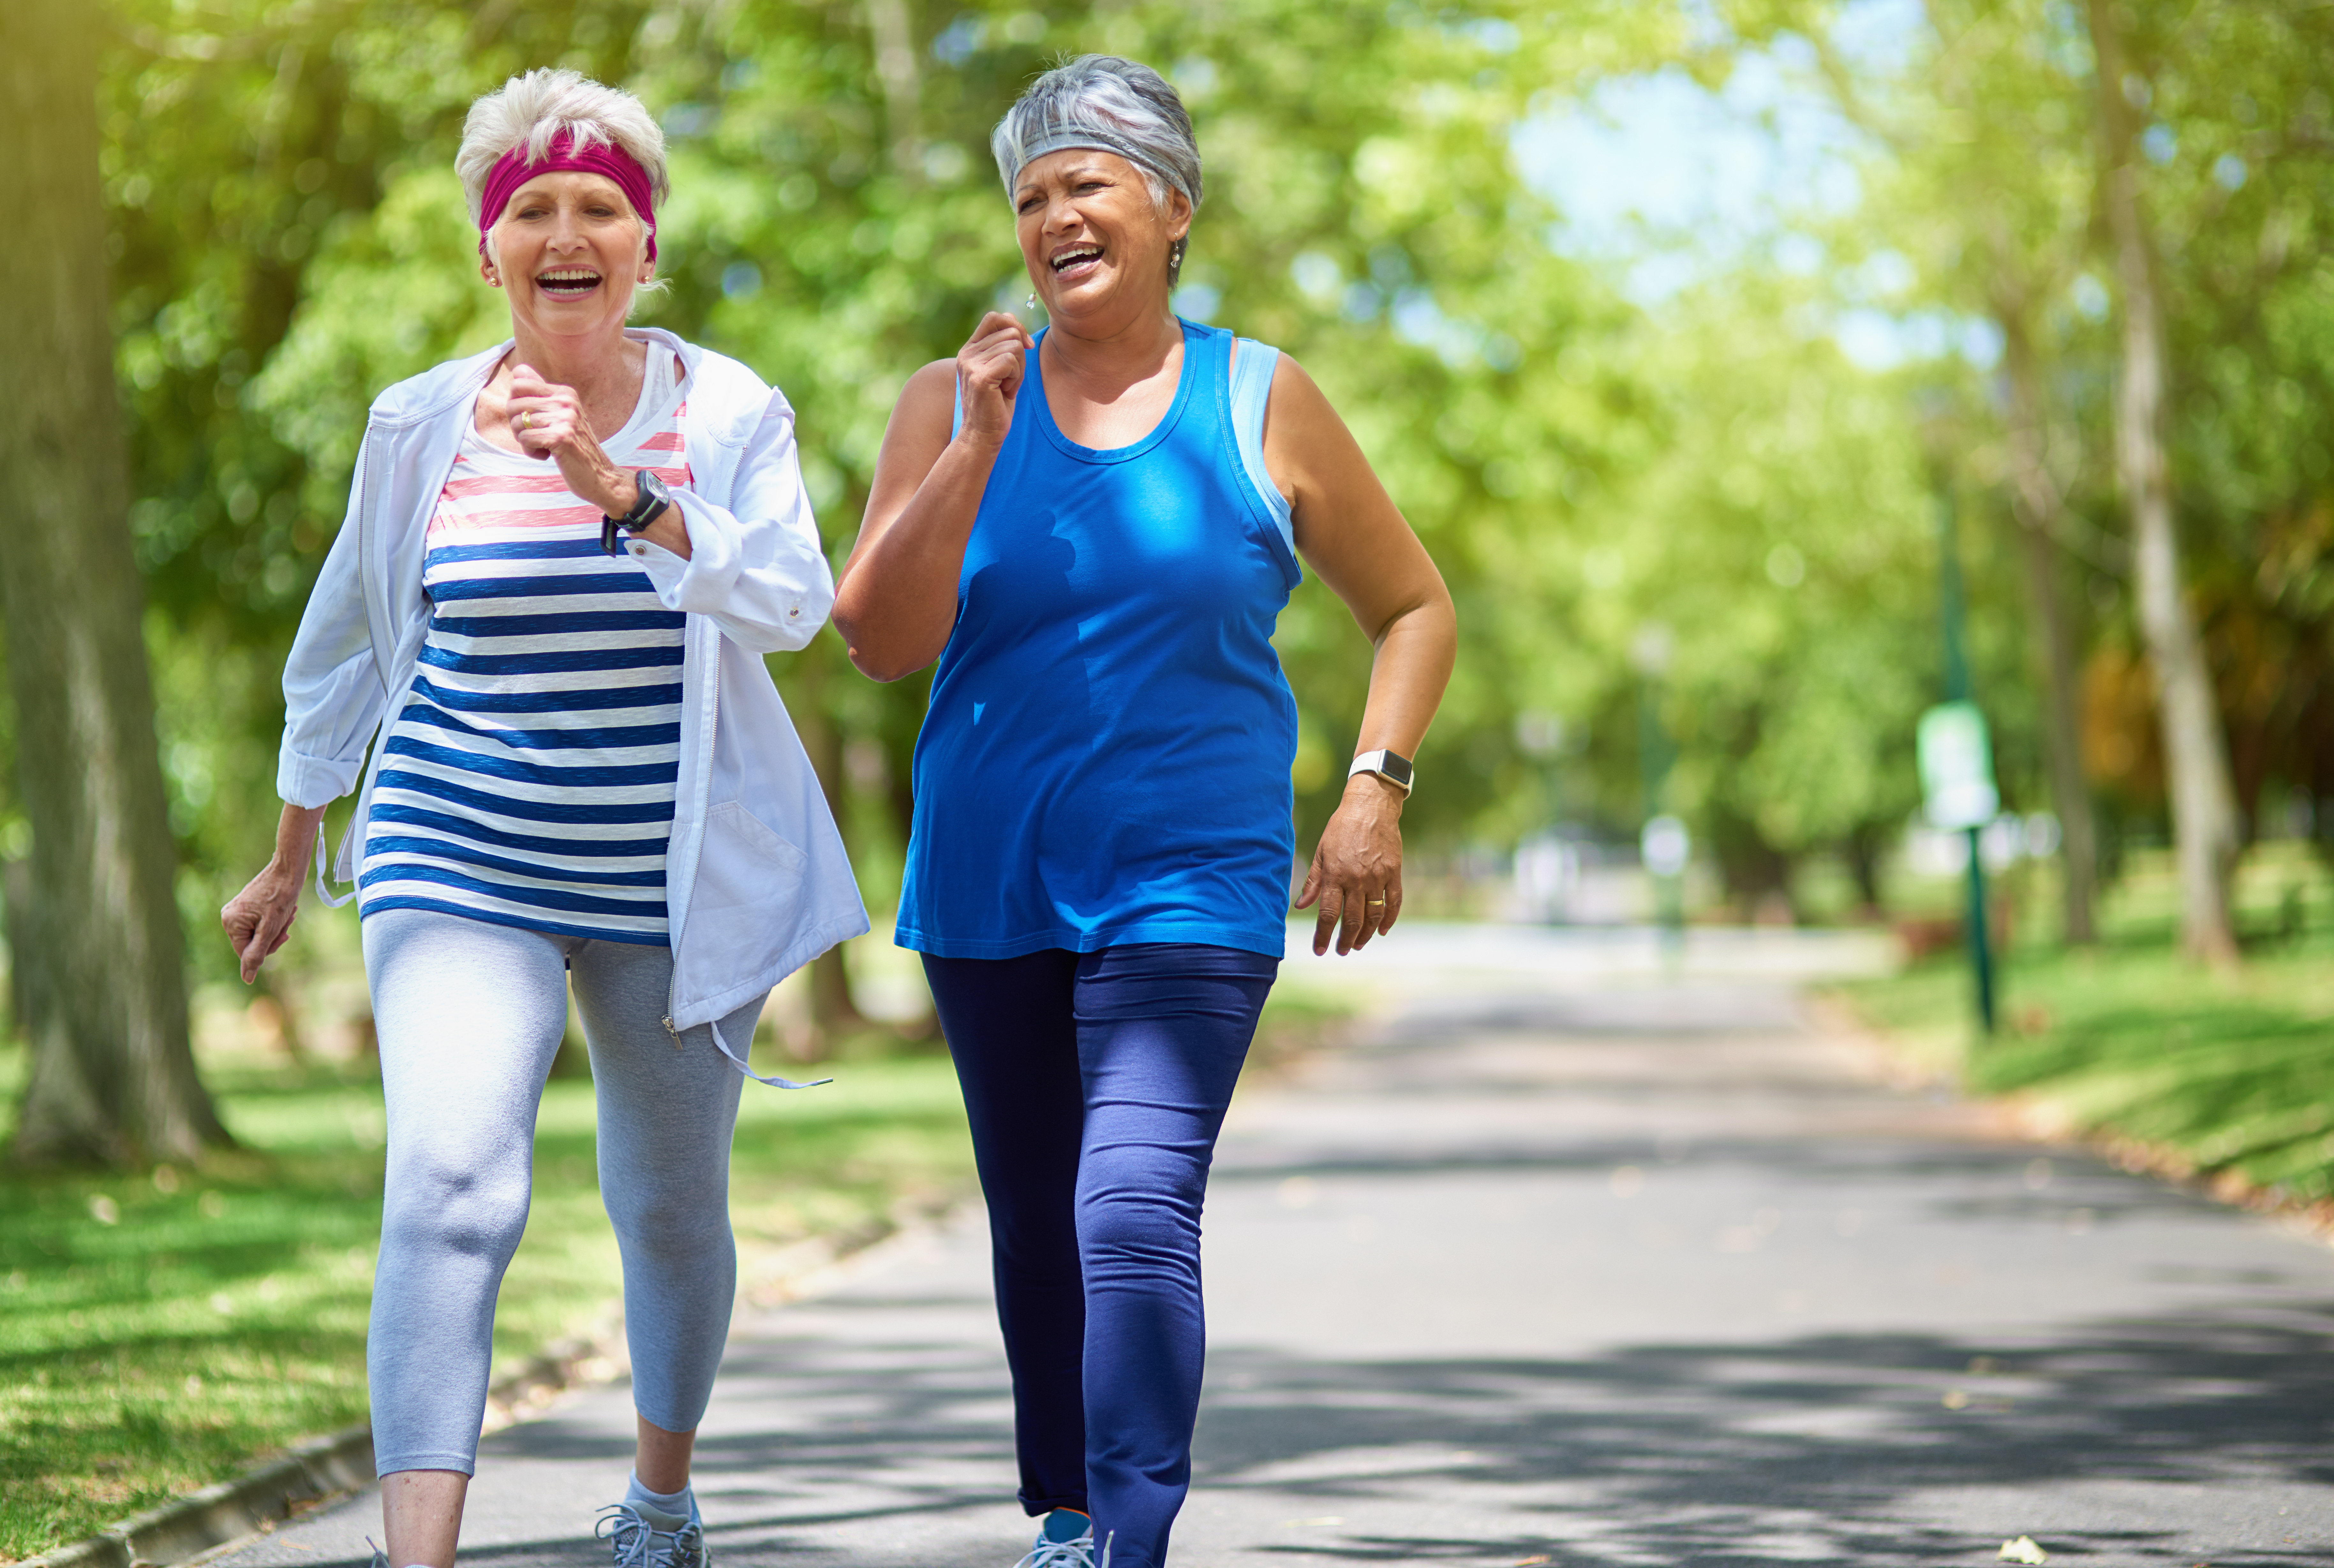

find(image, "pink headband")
[477,132,659,262]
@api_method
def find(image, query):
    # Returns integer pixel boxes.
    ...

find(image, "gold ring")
[519,411,533,430]
[1366,897,1386,906]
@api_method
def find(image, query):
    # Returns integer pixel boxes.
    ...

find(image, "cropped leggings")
[361,907,764,1477]
[922,943,1278,1568]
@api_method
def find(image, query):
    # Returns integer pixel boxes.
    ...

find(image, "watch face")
[1381,753,1414,787]
[631,469,670,525]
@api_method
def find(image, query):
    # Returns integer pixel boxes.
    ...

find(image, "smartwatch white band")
[1349,749,1414,795]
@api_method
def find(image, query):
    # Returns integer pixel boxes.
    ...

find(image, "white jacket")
[277,329,870,1070]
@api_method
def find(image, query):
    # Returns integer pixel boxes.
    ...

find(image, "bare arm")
[221,802,329,983]
[834,312,1033,681]
[1267,356,1459,956]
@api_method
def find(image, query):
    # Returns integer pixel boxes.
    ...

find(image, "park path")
[215,926,2334,1568]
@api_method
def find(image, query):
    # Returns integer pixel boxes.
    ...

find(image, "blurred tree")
[1568,270,1943,915]
[86,0,2333,980]
[2086,0,2239,964]
[2130,1,2334,867]
[1,0,225,1165]
[1833,0,2108,942]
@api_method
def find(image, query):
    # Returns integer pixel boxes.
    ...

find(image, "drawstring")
[313,826,356,909]
[660,1012,831,1090]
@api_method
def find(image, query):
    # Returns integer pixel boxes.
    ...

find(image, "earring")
[1025,292,1039,310]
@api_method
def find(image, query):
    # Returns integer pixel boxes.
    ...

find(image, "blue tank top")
[895,319,1300,960]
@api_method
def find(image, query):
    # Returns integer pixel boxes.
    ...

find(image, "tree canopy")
[5,0,2325,1019]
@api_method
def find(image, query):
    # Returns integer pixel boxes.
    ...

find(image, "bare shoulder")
[1264,352,1347,430]
[1262,351,1361,458]
[882,358,960,447]
[905,356,957,395]
[898,357,957,413]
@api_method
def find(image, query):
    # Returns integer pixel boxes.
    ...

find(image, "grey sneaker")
[598,1502,708,1568]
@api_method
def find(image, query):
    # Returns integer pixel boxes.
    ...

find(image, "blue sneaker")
[598,1500,707,1568]
[1015,1510,1103,1568]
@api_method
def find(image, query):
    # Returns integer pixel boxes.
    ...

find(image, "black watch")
[601,468,672,557]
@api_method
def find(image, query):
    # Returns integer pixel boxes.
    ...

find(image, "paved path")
[219,931,2334,1568]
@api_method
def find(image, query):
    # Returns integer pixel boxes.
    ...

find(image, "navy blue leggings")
[922,944,1277,1568]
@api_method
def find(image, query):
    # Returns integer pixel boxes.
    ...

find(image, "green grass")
[0,1042,975,1560]
[1836,842,2334,1204]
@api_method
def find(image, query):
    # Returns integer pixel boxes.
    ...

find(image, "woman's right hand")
[222,804,327,983]
[955,311,1032,449]
[836,314,1029,681]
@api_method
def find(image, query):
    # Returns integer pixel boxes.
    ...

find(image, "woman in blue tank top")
[834,55,1456,1568]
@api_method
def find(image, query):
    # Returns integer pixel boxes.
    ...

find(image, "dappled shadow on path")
[461,1289,2334,1567]
[1190,1298,2334,1566]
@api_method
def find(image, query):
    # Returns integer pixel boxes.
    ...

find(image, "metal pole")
[1637,679,1684,966]
[1964,825,1996,1033]
[1938,483,1997,1035]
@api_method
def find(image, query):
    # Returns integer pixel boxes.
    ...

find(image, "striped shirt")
[358,347,690,944]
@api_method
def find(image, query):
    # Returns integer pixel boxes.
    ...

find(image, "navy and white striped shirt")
[359,349,690,944]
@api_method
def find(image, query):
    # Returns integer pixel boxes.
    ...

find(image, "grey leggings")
[361,907,763,1477]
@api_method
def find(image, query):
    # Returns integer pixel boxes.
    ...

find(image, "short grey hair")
[457,68,670,236]
[992,56,1203,280]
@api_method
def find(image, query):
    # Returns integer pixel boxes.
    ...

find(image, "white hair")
[457,68,669,276]
[992,56,1203,281]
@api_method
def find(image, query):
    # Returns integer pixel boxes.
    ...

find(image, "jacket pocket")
[690,801,810,932]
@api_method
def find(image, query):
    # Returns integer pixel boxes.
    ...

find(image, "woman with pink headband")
[222,67,865,1568]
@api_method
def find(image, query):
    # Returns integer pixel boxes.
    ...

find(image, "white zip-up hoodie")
[276,329,870,1070]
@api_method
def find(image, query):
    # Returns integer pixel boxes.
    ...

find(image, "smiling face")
[1015,149,1191,333]
[482,170,653,341]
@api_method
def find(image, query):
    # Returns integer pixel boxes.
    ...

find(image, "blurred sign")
[1640,814,1691,877]
[1917,701,1999,830]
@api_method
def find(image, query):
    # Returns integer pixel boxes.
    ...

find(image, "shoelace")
[597,1503,706,1568]
[1014,1527,1112,1568]
[1013,1538,1093,1568]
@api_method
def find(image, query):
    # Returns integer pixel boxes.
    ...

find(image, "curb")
[1811,989,2334,1249]
[22,1427,375,1568]
[21,1196,964,1568]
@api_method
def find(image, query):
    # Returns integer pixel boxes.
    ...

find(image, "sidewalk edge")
[21,1194,967,1568]
[1810,987,2334,1248]
[21,1427,375,1568]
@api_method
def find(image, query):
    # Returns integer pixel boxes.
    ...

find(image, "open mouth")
[535,267,604,299]
[1049,243,1104,280]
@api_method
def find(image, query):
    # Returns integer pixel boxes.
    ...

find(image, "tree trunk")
[2085,0,2241,965]
[864,0,923,178]
[1993,303,2101,945]
[0,0,225,1164]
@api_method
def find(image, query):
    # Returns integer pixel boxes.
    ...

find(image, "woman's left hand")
[1296,774,1406,956]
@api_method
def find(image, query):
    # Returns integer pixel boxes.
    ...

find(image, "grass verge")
[0,1039,974,1561]
[1834,843,2334,1208]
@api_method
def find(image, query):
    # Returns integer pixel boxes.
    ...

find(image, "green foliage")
[1832,0,2334,832]
[70,0,2334,960]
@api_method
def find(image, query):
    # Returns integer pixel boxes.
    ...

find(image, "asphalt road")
[217,928,2334,1568]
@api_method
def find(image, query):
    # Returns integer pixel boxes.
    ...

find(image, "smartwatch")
[1348,749,1415,795]
[602,468,673,557]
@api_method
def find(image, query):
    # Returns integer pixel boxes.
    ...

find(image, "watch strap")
[1349,749,1414,794]
[602,469,672,557]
